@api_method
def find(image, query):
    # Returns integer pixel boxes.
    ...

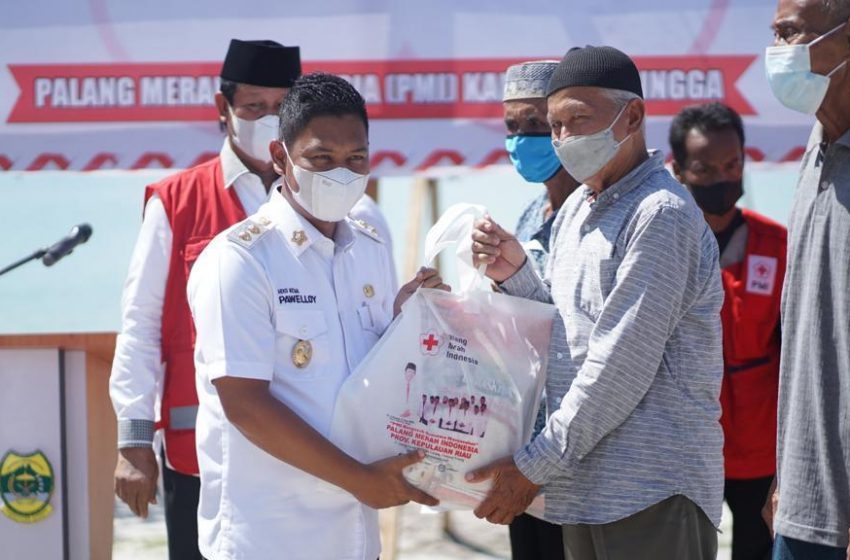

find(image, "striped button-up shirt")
[503,150,725,526]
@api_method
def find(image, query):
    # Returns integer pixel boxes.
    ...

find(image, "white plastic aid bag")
[330,204,556,512]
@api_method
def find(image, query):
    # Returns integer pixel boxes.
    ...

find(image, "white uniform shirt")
[108,139,393,447]
[187,190,394,560]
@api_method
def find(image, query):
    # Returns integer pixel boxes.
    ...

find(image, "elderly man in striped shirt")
[468,45,725,560]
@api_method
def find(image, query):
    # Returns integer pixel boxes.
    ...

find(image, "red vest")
[719,208,786,480]
[145,157,246,475]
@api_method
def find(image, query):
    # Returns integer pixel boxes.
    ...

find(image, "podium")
[0,333,117,560]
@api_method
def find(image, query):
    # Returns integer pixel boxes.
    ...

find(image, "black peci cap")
[220,39,302,88]
[546,45,643,98]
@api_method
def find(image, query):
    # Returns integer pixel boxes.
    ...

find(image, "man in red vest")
[670,102,786,560]
[108,40,305,559]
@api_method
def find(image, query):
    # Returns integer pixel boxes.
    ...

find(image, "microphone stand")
[0,248,47,277]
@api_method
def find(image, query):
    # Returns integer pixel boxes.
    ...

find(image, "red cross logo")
[747,256,777,295]
[420,332,442,355]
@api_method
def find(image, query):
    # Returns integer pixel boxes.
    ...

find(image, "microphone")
[42,224,93,267]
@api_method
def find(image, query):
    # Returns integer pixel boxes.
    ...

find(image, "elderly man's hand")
[466,456,540,525]
[471,215,526,283]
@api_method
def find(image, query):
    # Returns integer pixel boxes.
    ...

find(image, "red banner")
[7,63,221,123]
[637,56,756,116]
[7,56,756,123]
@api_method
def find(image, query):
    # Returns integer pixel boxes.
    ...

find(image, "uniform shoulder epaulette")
[227,216,273,249]
[351,218,383,243]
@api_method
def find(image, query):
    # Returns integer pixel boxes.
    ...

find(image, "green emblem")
[0,450,55,523]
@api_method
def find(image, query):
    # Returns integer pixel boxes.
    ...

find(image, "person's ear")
[672,160,684,183]
[626,99,645,135]
[270,140,288,177]
[214,92,229,128]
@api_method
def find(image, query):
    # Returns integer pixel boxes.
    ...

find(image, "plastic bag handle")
[423,203,490,293]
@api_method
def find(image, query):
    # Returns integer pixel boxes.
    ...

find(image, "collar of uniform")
[220,138,255,189]
[586,150,665,209]
[266,189,357,257]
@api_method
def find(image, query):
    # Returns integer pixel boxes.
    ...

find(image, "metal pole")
[58,349,70,560]
[0,248,46,277]
[379,506,402,560]
[403,177,439,278]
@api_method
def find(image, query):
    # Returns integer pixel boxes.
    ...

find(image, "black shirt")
[714,209,745,256]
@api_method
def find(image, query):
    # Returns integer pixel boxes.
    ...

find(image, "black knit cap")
[220,39,301,88]
[546,45,643,98]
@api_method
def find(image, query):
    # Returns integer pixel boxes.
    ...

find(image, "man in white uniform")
[109,40,392,560]
[187,72,443,560]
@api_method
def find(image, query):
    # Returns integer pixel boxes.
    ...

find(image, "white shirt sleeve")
[109,195,171,446]
[188,241,276,382]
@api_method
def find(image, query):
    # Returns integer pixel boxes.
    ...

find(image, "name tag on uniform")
[278,287,318,305]
[746,255,778,295]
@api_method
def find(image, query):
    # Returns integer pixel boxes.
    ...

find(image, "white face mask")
[765,23,848,115]
[551,104,632,184]
[282,142,369,222]
[229,106,280,163]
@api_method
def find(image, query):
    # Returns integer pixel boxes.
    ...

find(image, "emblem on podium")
[0,450,55,523]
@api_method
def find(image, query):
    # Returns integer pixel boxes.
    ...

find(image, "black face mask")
[687,180,743,216]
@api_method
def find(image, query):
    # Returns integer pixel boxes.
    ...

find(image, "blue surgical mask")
[765,23,848,114]
[505,134,563,183]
